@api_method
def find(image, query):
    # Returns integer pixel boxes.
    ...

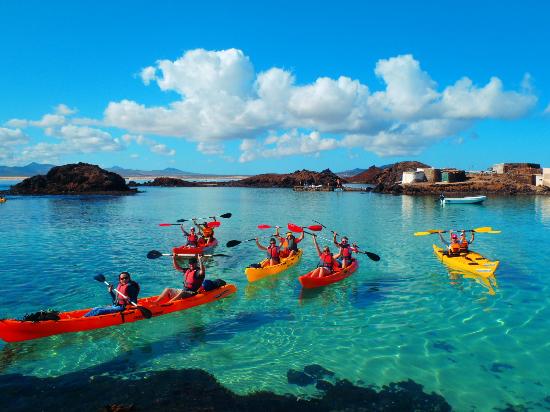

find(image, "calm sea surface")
[0,187,549,411]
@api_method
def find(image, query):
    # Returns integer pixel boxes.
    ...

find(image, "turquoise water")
[1,188,549,411]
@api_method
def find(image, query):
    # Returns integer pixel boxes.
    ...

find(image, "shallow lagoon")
[0,187,549,410]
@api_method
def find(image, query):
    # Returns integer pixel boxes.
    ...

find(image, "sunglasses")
[120,276,129,280]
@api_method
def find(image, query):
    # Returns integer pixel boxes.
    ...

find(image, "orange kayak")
[0,284,236,342]
[298,260,359,289]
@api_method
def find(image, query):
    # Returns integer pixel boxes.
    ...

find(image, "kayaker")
[459,230,475,252]
[83,272,140,317]
[310,235,341,278]
[180,225,199,247]
[193,218,216,245]
[255,237,280,266]
[333,233,358,269]
[438,232,461,256]
[154,255,206,303]
[274,229,304,258]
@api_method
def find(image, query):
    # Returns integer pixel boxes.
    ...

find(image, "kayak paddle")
[287,223,323,232]
[207,221,221,228]
[226,239,256,248]
[159,223,183,226]
[146,250,229,259]
[177,212,232,223]
[414,226,496,236]
[93,274,152,319]
[302,230,380,262]
[258,224,279,230]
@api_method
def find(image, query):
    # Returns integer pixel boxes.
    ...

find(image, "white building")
[402,171,426,184]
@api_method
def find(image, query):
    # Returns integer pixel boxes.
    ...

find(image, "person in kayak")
[193,219,216,245]
[438,231,461,256]
[84,272,140,317]
[154,255,206,303]
[181,225,199,247]
[255,237,280,266]
[459,230,475,252]
[274,229,304,258]
[310,235,341,278]
[333,233,358,269]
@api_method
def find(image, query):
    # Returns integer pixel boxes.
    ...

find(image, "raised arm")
[296,231,305,242]
[438,232,449,245]
[470,231,475,244]
[197,255,205,277]
[172,255,185,272]
[255,238,267,251]
[312,235,322,256]
[333,232,340,247]
[180,224,189,236]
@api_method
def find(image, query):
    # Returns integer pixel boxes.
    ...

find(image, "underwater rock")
[490,362,514,373]
[303,364,335,380]
[432,341,456,353]
[287,369,315,386]
[315,380,334,391]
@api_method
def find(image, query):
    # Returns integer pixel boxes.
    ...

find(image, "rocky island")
[223,168,344,188]
[7,163,136,195]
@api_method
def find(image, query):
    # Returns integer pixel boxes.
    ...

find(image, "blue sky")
[1,0,549,174]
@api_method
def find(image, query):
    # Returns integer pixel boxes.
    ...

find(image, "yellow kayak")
[432,244,499,276]
[245,249,303,282]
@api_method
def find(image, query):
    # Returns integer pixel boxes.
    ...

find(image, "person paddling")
[275,228,304,258]
[84,272,140,317]
[438,231,461,256]
[155,255,205,303]
[193,218,216,245]
[333,233,358,269]
[181,225,199,247]
[459,230,474,252]
[310,235,341,278]
[255,237,280,266]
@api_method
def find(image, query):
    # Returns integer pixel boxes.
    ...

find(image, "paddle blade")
[257,224,272,230]
[147,250,163,259]
[414,231,433,236]
[287,223,303,232]
[176,218,188,223]
[308,225,323,231]
[207,221,221,228]
[365,251,381,262]
[220,213,232,219]
[137,306,153,319]
[93,274,106,283]
[472,226,493,233]
[226,240,242,247]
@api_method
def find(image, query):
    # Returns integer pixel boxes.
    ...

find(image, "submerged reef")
[0,364,452,412]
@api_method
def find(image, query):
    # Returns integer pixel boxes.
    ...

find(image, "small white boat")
[441,195,486,204]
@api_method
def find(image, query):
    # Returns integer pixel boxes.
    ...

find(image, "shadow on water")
[0,362,454,412]
[0,309,294,373]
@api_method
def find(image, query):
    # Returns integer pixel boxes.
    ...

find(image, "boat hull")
[298,259,359,289]
[245,249,303,282]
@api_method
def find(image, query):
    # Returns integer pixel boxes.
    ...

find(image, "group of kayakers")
[85,218,220,317]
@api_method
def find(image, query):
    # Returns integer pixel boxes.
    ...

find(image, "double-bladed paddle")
[93,274,152,319]
[414,226,499,236]
[177,212,232,223]
[287,223,323,232]
[146,250,229,259]
[226,239,256,248]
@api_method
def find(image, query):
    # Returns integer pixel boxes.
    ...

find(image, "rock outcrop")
[224,169,345,188]
[9,163,136,195]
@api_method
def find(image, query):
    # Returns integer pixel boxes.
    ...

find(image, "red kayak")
[298,260,359,289]
[173,239,218,256]
[0,284,236,342]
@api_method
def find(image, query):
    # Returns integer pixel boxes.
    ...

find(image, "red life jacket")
[341,244,352,259]
[115,281,140,306]
[319,252,333,269]
[267,245,280,259]
[187,233,198,246]
[184,267,202,291]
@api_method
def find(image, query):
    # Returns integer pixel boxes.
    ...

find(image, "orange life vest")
[449,242,461,255]
[459,238,469,252]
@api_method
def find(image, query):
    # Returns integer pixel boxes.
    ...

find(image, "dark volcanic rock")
[348,165,384,183]
[225,169,345,188]
[9,163,136,195]
[138,177,199,187]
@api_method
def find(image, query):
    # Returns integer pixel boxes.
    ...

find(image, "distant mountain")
[0,162,56,176]
[336,168,367,178]
[107,166,199,176]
